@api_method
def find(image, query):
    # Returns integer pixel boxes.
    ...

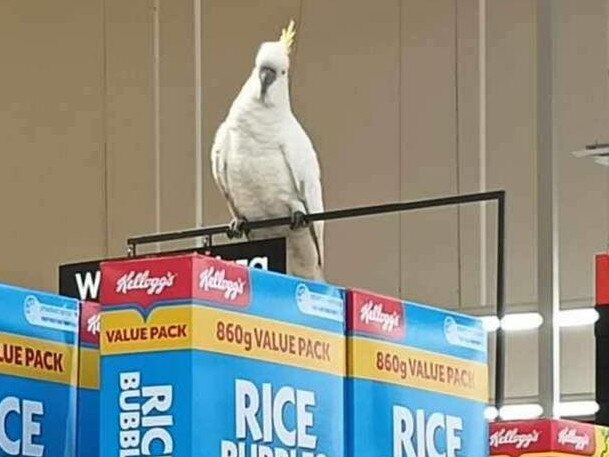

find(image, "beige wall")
[0,0,106,288]
[1,0,606,407]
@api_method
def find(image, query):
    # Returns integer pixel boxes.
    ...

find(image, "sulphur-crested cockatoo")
[211,20,325,281]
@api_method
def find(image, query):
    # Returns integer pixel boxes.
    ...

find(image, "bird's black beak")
[259,66,277,102]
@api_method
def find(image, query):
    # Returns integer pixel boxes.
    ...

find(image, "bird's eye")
[282,70,286,75]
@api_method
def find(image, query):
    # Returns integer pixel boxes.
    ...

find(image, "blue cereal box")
[100,253,345,457]
[347,290,488,457]
[0,283,79,457]
[77,301,100,457]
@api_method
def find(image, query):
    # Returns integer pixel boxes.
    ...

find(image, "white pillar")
[536,0,560,419]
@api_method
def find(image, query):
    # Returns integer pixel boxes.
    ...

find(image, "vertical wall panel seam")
[398,0,403,298]
[479,0,488,308]
[194,0,203,228]
[606,0,609,250]
[455,0,463,308]
[102,0,109,256]
[536,0,560,417]
[153,0,161,249]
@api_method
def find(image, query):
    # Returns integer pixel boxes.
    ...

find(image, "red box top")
[79,300,100,346]
[490,419,597,456]
[100,253,251,311]
[596,253,609,306]
[347,289,405,341]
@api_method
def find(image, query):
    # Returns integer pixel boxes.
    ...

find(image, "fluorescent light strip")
[556,401,599,417]
[557,308,599,327]
[480,308,599,332]
[486,401,598,421]
[498,404,543,421]
[481,316,500,332]
[501,312,544,331]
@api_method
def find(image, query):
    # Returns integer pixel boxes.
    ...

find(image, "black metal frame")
[127,189,506,410]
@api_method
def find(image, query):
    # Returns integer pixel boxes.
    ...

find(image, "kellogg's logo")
[558,427,592,451]
[86,312,101,336]
[199,267,245,300]
[350,292,404,339]
[115,270,176,295]
[360,301,401,333]
[490,428,540,450]
[196,261,250,307]
[79,301,101,346]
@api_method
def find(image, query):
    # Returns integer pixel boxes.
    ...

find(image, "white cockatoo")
[210,20,325,281]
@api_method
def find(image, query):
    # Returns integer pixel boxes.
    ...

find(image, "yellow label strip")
[0,331,77,386]
[101,306,192,354]
[79,347,99,390]
[192,306,344,376]
[102,305,345,376]
[349,338,488,402]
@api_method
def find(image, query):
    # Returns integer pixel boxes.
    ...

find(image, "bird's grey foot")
[290,210,308,230]
[227,217,249,239]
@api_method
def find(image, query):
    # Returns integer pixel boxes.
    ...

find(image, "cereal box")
[100,253,345,457]
[0,283,79,456]
[347,289,489,457]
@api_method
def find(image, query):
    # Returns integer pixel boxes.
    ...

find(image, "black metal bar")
[128,223,230,247]
[127,190,504,246]
[125,189,507,411]
[127,243,137,258]
[495,192,506,412]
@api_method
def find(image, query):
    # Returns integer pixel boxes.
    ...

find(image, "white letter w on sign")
[75,271,101,300]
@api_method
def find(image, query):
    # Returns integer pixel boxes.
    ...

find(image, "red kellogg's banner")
[489,420,550,456]
[101,254,251,311]
[348,290,405,341]
[490,419,609,457]
[80,301,101,347]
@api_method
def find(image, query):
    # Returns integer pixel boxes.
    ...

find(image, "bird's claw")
[227,217,249,239]
[290,211,308,230]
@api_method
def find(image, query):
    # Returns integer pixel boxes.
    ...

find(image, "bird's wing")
[210,121,240,219]
[280,122,325,266]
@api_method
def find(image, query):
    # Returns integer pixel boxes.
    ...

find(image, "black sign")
[59,238,286,301]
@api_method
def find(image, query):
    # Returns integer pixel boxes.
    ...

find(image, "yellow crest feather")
[279,19,296,54]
